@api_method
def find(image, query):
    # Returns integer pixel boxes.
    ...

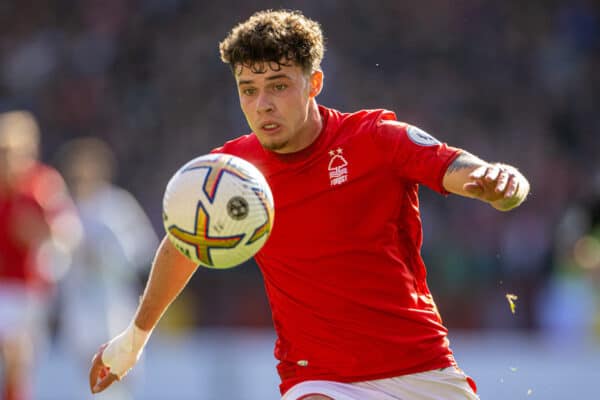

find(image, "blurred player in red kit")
[0,110,80,400]
[90,10,530,400]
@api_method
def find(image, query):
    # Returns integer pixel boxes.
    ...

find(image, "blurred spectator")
[55,137,159,400]
[0,110,80,400]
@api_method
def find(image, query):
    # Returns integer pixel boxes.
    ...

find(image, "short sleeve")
[374,118,461,194]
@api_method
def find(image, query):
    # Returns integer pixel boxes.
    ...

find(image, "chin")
[261,140,289,152]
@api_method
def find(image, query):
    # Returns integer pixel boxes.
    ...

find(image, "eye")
[241,88,256,96]
[273,83,287,91]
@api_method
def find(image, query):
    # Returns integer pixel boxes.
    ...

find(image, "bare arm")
[443,151,530,211]
[90,235,197,393]
[134,235,198,330]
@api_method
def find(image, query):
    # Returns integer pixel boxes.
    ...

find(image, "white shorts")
[282,367,479,400]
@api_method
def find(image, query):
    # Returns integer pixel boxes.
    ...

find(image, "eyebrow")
[238,73,292,86]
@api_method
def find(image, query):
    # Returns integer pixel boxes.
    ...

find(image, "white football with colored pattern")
[163,153,274,269]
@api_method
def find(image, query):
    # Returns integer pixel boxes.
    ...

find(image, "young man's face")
[235,62,322,154]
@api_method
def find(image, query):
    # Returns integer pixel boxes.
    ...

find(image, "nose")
[256,92,273,114]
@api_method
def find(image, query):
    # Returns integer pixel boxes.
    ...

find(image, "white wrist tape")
[101,322,151,379]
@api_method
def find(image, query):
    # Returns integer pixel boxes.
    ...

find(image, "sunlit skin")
[236,63,324,154]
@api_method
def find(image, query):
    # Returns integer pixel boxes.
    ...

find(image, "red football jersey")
[0,162,73,290]
[213,106,462,394]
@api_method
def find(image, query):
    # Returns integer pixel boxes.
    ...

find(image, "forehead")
[235,62,305,83]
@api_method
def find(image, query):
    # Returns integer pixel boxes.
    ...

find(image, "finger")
[504,177,519,198]
[495,171,509,192]
[469,166,487,179]
[92,372,119,394]
[89,345,108,391]
[463,181,483,197]
[485,166,501,181]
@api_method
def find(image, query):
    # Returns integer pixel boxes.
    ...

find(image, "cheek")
[290,94,309,118]
[238,100,253,119]
[280,92,302,113]
[238,97,249,112]
[241,110,259,131]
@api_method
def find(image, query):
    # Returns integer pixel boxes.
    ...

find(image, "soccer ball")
[162,153,274,269]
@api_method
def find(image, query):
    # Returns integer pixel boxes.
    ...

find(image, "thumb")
[90,344,119,393]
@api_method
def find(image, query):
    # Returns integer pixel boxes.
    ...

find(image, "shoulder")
[17,163,72,212]
[25,162,67,194]
[323,106,397,134]
[212,133,260,156]
[325,106,444,151]
[30,162,62,181]
[375,118,445,149]
[101,185,140,207]
[210,132,271,172]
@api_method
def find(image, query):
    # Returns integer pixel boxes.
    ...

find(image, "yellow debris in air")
[506,293,518,314]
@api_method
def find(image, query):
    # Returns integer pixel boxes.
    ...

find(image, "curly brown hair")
[219,9,325,75]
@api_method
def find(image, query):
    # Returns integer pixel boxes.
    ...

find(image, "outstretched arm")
[89,236,197,393]
[132,236,198,331]
[442,151,530,211]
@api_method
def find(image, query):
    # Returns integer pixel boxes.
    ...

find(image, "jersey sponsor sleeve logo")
[406,125,441,146]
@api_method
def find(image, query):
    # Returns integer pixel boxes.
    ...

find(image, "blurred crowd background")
[1,0,599,398]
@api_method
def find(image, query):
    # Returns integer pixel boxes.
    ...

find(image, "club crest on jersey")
[328,148,348,186]
[407,125,441,146]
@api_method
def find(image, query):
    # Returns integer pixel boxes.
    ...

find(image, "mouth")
[260,122,282,134]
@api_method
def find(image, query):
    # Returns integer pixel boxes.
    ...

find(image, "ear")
[309,70,324,98]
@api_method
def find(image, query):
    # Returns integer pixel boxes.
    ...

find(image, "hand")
[89,343,119,393]
[464,164,529,211]
[89,323,151,394]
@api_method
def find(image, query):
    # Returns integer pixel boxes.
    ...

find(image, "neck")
[300,100,323,150]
